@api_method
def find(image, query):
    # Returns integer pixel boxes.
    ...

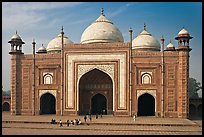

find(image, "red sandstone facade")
[8,11,193,118]
[9,40,192,118]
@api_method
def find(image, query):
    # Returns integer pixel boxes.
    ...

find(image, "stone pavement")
[2,112,200,126]
[2,112,202,135]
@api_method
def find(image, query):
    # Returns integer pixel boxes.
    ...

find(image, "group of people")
[51,110,106,127]
[83,112,103,123]
[51,119,57,124]
[66,119,82,126]
[51,118,82,127]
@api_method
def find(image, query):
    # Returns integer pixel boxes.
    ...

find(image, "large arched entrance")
[79,68,113,115]
[40,93,56,115]
[91,93,107,115]
[3,102,10,111]
[138,93,155,116]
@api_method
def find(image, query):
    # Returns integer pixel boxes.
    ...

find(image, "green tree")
[188,77,202,98]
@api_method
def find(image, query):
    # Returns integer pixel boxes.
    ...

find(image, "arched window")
[43,74,53,84]
[141,73,151,84]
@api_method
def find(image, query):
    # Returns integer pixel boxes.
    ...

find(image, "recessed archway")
[3,102,10,111]
[197,104,202,117]
[40,93,56,115]
[79,68,113,115]
[91,93,107,115]
[138,93,155,116]
[189,104,196,118]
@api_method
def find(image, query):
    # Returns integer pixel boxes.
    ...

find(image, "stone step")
[2,120,200,127]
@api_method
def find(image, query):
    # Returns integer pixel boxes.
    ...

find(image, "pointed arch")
[40,93,56,115]
[138,93,155,116]
[3,102,10,111]
[91,93,107,115]
[78,68,113,115]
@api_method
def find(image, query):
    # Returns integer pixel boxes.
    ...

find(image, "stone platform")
[2,112,200,127]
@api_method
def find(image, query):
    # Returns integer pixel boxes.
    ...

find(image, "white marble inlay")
[76,64,114,111]
[137,90,156,111]
[39,90,56,98]
[66,53,126,109]
[78,64,114,81]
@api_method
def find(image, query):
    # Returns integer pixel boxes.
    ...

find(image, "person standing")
[96,113,98,119]
[89,114,92,122]
[59,119,63,127]
[84,115,87,123]
[67,120,70,126]
[100,111,103,118]
[133,115,136,122]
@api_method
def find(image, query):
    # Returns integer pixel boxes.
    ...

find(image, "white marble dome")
[38,46,46,51]
[167,41,174,48]
[80,10,124,44]
[11,33,22,40]
[178,28,189,36]
[37,44,47,52]
[47,33,73,53]
[9,31,25,44]
[132,28,160,51]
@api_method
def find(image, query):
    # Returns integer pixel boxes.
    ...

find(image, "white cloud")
[109,2,136,18]
[2,2,82,11]
[2,2,83,31]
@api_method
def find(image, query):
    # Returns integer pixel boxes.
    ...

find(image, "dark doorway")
[91,94,107,115]
[189,104,196,118]
[79,69,113,115]
[138,93,155,116]
[40,93,56,115]
[3,102,10,111]
[197,104,202,117]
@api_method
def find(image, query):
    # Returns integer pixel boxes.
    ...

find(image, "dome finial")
[129,27,132,32]
[144,23,147,31]
[61,26,64,32]
[101,8,104,16]
[16,30,18,34]
[32,39,36,44]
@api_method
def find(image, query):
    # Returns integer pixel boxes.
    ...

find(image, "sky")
[2,2,202,97]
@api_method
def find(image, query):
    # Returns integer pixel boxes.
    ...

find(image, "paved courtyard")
[2,112,202,135]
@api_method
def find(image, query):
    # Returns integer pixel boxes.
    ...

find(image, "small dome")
[165,41,176,51]
[11,34,21,40]
[167,41,174,48]
[178,28,189,36]
[8,31,25,44]
[80,9,124,44]
[47,33,73,53]
[37,44,47,54]
[132,26,160,51]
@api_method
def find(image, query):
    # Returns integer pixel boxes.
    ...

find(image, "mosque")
[8,9,193,118]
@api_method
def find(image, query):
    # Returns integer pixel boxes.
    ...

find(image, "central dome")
[80,9,124,44]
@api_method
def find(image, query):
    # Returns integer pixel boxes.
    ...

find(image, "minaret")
[32,39,36,115]
[8,31,25,115]
[129,27,133,116]
[160,36,165,118]
[175,27,192,118]
[61,26,64,116]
